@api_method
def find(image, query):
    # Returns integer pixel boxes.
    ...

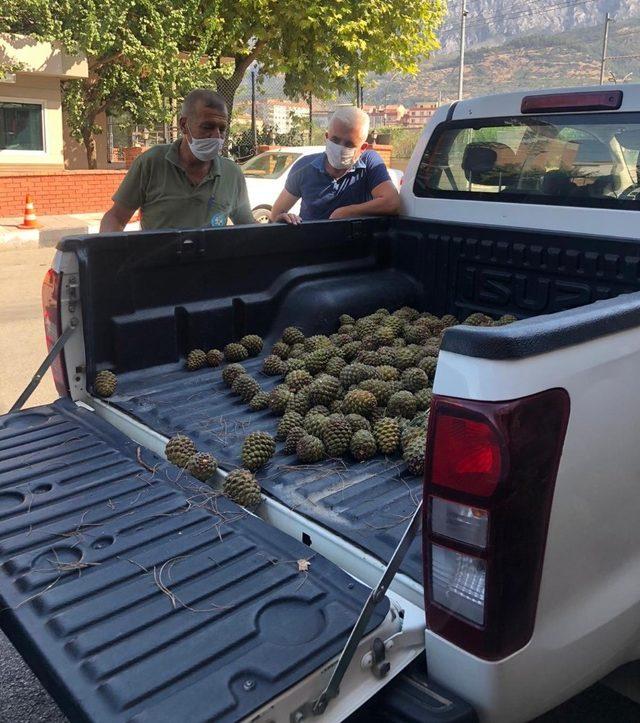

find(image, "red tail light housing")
[423,389,570,660]
[41,269,70,396]
[521,89,622,114]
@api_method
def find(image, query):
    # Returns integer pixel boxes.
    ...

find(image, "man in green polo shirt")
[100,88,255,232]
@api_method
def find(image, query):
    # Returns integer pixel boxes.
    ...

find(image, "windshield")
[242,152,302,179]
[414,112,640,210]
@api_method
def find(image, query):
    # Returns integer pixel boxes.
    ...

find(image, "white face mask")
[325,139,358,170]
[186,123,224,161]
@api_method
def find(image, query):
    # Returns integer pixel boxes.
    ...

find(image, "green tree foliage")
[213,0,446,123]
[2,0,222,167]
[2,0,445,166]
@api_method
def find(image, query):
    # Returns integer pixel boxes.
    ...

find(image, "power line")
[438,0,598,35]
[439,0,551,32]
[455,0,597,32]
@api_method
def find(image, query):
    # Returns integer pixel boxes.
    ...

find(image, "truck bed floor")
[110,355,424,584]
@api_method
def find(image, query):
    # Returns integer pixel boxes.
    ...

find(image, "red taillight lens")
[521,89,622,113]
[432,414,503,497]
[423,389,570,660]
[41,269,69,396]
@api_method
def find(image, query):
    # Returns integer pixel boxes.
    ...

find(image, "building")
[367,104,406,128]
[259,99,309,134]
[402,101,439,128]
[0,33,111,171]
[310,100,331,129]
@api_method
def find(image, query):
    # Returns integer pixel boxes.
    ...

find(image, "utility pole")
[250,64,257,152]
[355,78,363,108]
[600,13,613,85]
[457,0,468,100]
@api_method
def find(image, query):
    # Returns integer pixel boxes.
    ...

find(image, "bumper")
[348,657,477,723]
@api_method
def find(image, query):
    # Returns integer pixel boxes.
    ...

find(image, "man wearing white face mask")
[270,106,399,224]
[100,89,254,232]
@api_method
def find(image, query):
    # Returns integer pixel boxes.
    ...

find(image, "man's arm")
[100,202,136,233]
[329,180,400,220]
[100,154,145,232]
[270,189,302,225]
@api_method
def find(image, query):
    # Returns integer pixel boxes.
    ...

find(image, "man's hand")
[272,211,302,225]
[329,206,354,220]
[270,189,301,225]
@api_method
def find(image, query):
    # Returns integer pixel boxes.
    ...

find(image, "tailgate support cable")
[311,499,424,716]
[10,320,78,413]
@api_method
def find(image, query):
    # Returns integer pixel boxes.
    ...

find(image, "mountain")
[365,6,640,105]
[438,0,640,53]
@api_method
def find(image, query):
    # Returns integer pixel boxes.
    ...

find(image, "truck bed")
[108,354,425,583]
[0,400,388,722]
[60,216,640,588]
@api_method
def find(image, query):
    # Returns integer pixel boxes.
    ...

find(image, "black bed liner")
[109,355,425,585]
[60,215,640,591]
[0,399,388,723]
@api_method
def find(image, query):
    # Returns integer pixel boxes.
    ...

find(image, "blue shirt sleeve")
[364,151,392,193]
[284,158,308,197]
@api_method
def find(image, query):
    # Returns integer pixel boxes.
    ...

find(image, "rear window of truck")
[414,112,640,210]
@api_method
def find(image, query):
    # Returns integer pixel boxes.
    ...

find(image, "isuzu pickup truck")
[2,84,640,722]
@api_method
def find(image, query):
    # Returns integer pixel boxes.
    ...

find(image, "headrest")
[462,142,517,185]
[541,169,577,196]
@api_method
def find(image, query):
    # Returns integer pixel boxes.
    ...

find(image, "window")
[414,112,640,209]
[241,152,302,179]
[0,102,44,151]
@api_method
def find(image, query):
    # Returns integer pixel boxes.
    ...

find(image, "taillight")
[423,389,570,660]
[521,89,622,114]
[41,269,69,396]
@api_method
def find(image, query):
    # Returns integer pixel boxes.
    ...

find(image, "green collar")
[165,139,221,180]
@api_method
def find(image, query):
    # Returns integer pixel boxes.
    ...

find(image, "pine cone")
[241,431,276,470]
[94,370,117,397]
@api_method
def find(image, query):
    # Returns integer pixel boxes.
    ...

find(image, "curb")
[0,221,141,251]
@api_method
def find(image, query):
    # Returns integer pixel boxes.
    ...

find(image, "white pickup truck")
[1,84,640,723]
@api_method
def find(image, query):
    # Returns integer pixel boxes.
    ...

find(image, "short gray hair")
[181,89,227,118]
[330,106,370,141]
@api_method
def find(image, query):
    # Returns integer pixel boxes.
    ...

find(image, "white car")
[241,146,404,222]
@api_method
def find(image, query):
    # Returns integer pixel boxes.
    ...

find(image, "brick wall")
[0,170,127,217]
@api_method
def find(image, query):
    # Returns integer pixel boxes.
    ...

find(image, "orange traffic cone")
[18,194,43,229]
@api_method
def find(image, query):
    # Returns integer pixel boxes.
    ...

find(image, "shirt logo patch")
[210,212,227,227]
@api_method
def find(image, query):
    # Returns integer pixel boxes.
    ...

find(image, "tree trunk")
[216,51,263,155]
[81,125,98,170]
[216,66,245,125]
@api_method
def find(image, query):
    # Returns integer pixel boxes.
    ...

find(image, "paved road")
[0,247,57,415]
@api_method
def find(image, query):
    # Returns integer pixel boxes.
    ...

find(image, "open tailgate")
[0,399,389,722]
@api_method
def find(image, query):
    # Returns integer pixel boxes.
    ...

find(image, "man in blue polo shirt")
[270,106,400,224]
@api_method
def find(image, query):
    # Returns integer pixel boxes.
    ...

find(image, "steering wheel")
[618,184,640,200]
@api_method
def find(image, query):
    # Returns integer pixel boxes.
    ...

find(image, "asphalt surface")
[0,631,67,723]
[0,245,638,722]
[0,247,57,415]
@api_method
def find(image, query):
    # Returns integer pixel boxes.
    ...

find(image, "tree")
[2,0,223,168]
[212,0,447,122]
